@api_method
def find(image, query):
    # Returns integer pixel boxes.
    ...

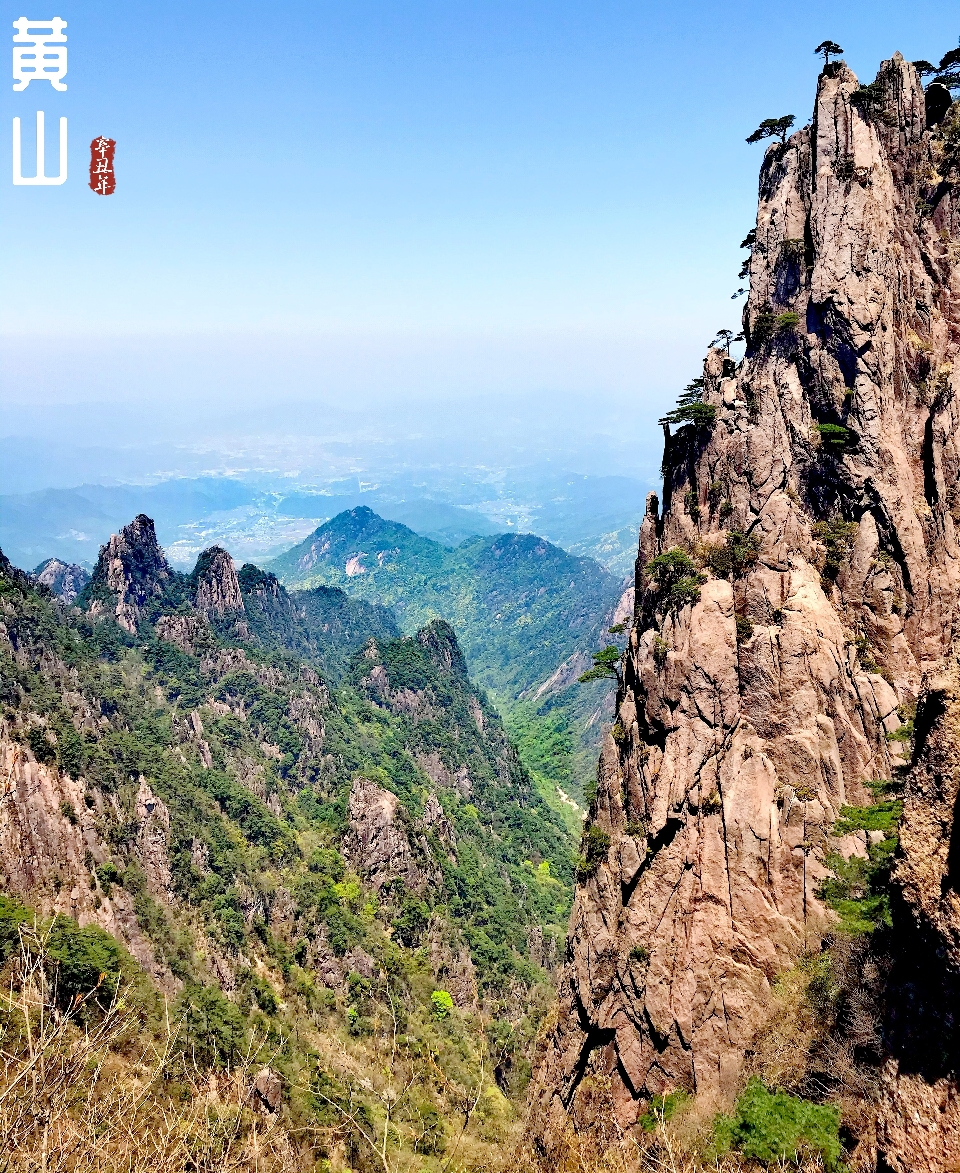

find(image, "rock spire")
[530,53,960,1167]
[192,546,244,615]
[88,514,174,633]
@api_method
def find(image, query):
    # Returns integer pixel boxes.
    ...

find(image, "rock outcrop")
[87,514,174,633]
[0,736,162,982]
[192,546,244,616]
[135,777,173,897]
[344,776,425,891]
[530,54,960,1157]
[876,654,960,1171]
[33,558,90,603]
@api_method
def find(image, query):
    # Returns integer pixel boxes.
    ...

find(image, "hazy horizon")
[4,1,954,499]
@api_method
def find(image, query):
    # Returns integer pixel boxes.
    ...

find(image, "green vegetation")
[887,702,915,745]
[775,310,801,331]
[750,305,778,349]
[644,548,707,614]
[578,645,621,684]
[820,791,903,934]
[749,307,801,351]
[746,115,796,145]
[0,894,30,962]
[714,1079,844,1169]
[175,982,247,1069]
[430,989,454,1019]
[350,622,575,981]
[814,423,857,454]
[815,41,844,66]
[0,530,580,1159]
[658,377,717,430]
[851,79,893,123]
[711,328,735,353]
[934,47,960,91]
[703,529,760,579]
[576,824,611,881]
[811,517,859,580]
[266,507,621,813]
[639,1090,687,1132]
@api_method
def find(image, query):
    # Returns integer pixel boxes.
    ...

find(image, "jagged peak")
[416,619,469,678]
[85,514,175,634]
[95,515,170,579]
[32,557,90,604]
[191,546,243,615]
[237,562,283,598]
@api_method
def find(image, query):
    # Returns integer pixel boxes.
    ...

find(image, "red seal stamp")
[89,136,116,195]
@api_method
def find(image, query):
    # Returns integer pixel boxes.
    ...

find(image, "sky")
[1,1,958,478]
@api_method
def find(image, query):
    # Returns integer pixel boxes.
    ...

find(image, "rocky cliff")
[32,557,90,603]
[86,513,174,632]
[530,53,960,1167]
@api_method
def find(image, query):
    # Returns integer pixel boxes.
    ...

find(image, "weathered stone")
[423,792,456,857]
[88,514,172,634]
[33,558,89,603]
[136,776,172,897]
[193,546,243,615]
[252,1067,282,1114]
[530,54,960,1158]
[344,776,424,891]
[154,613,208,654]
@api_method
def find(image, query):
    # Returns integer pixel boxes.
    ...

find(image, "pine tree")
[814,41,844,66]
[746,116,795,145]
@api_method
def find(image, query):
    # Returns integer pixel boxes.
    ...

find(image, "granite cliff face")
[87,514,173,633]
[33,557,90,603]
[192,546,244,616]
[530,54,960,1163]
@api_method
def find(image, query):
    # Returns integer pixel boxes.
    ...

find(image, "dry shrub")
[0,922,307,1173]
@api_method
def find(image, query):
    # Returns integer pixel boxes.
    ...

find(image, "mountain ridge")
[0,511,577,1165]
[267,506,626,703]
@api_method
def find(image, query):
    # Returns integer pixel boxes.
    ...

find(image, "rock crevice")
[530,55,960,1159]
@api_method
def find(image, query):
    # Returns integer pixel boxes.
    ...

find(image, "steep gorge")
[530,53,960,1170]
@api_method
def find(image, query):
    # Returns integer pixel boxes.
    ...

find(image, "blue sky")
[1,1,957,464]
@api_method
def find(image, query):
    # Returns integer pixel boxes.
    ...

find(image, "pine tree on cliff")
[745,114,795,145]
[814,40,843,66]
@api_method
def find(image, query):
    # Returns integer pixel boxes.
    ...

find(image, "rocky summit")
[529,53,960,1171]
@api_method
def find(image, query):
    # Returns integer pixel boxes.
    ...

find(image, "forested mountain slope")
[0,514,574,1168]
[267,506,626,702]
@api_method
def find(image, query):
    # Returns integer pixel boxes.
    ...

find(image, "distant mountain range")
[0,471,649,576]
[267,506,626,704]
[0,513,575,1164]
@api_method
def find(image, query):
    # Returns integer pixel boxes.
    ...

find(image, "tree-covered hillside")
[0,517,575,1168]
[267,506,624,703]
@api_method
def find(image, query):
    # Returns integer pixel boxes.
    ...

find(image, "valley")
[7,31,960,1173]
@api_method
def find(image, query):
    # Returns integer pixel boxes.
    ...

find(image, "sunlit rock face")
[87,513,174,633]
[530,56,960,1168]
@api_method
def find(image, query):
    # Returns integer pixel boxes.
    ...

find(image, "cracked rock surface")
[530,55,960,1162]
